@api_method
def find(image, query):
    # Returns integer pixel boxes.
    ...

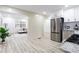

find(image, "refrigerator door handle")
[53,19,55,32]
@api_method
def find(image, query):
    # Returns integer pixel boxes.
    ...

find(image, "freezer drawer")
[51,33,61,42]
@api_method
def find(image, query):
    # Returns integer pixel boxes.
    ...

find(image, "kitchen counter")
[63,30,74,42]
[63,30,79,41]
[74,30,79,34]
[64,29,79,33]
[61,34,79,53]
[60,42,79,53]
[64,29,74,31]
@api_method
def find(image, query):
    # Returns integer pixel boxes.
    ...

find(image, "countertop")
[64,29,74,31]
[64,30,79,34]
[60,42,79,53]
[61,31,79,53]
[74,31,79,34]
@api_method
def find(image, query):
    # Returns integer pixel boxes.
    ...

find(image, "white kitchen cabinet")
[74,7,79,21]
[57,10,64,17]
[64,8,74,22]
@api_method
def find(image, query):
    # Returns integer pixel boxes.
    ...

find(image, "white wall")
[3,16,15,33]
[44,19,50,33]
[28,14,46,39]
[43,19,50,39]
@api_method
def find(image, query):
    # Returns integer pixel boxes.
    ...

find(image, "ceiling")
[9,5,79,15]
[9,5,64,15]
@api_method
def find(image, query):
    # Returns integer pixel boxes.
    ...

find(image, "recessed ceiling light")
[35,14,39,17]
[43,11,47,15]
[7,8,13,12]
[21,19,26,22]
[65,5,69,7]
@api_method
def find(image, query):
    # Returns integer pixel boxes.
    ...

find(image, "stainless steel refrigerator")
[51,17,64,42]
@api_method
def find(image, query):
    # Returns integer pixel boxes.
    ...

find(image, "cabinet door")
[74,7,79,21]
[64,8,74,22]
[57,10,64,17]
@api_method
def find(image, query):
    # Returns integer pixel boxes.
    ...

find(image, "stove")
[66,34,79,45]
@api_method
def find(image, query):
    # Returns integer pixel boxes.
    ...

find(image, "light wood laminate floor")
[0,34,64,53]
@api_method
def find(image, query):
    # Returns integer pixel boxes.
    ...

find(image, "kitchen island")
[61,33,79,53]
[63,30,74,42]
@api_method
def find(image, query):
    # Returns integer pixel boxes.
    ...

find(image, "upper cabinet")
[57,10,64,17]
[63,8,74,22]
[74,7,79,21]
[53,7,79,22]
